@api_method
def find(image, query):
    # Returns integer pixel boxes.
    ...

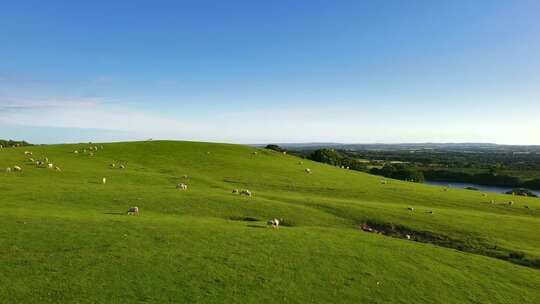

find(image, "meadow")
[1,141,539,303]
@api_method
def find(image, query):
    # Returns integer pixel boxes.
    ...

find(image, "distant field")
[1,141,539,303]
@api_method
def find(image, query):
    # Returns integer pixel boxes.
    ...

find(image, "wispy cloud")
[0,96,101,111]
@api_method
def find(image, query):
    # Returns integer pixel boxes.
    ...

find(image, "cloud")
[0,96,101,111]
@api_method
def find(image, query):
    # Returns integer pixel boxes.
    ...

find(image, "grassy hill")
[1,141,539,303]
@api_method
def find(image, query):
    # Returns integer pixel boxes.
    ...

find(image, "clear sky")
[1,0,539,144]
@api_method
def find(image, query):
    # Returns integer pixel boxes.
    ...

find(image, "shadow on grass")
[104,212,125,215]
[247,225,266,229]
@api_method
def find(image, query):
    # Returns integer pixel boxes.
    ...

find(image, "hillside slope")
[1,141,539,303]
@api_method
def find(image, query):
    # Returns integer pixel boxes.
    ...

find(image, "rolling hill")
[1,141,539,303]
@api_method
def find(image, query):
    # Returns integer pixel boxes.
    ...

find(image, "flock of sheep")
[5,151,62,173]
[6,145,529,232]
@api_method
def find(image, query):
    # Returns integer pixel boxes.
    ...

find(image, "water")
[424,181,540,197]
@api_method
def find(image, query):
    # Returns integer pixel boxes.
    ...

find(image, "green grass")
[1,141,539,303]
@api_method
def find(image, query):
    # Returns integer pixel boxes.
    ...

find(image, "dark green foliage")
[308,149,368,172]
[505,188,538,197]
[370,164,425,183]
[265,144,286,153]
[0,139,31,147]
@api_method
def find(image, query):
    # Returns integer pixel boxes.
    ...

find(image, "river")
[424,181,540,197]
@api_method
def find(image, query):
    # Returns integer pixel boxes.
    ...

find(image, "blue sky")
[1,0,539,144]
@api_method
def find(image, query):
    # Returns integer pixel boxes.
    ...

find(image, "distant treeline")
[423,170,540,190]
[266,145,425,183]
[0,139,32,148]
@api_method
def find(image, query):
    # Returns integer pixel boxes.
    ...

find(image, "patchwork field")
[1,141,539,303]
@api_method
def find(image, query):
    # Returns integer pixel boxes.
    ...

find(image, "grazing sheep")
[28,158,35,163]
[508,201,514,206]
[298,161,303,165]
[240,189,252,196]
[232,189,239,194]
[119,165,125,169]
[13,166,22,172]
[47,163,53,169]
[407,207,415,211]
[305,168,312,174]
[6,167,11,172]
[252,151,258,155]
[282,151,287,155]
[110,164,116,168]
[102,177,107,184]
[24,151,32,156]
[176,183,188,190]
[267,218,280,229]
[405,234,411,240]
[381,180,387,185]
[54,166,61,172]
[74,150,79,154]
[127,207,139,216]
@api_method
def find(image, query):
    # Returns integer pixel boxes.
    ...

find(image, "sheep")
[102,177,107,184]
[110,163,116,168]
[282,151,287,155]
[182,175,188,179]
[54,166,62,172]
[47,163,54,169]
[381,180,387,185]
[28,158,35,163]
[119,165,125,169]
[305,168,312,174]
[508,201,514,206]
[45,157,49,163]
[407,207,415,211]
[176,183,188,190]
[5,167,11,172]
[252,151,258,155]
[298,161,303,165]
[74,150,79,154]
[232,189,239,194]
[24,151,32,156]
[405,234,411,240]
[490,200,495,204]
[13,166,22,172]
[267,218,280,229]
[127,207,139,216]
[240,189,252,196]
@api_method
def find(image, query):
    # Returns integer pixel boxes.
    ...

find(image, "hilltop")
[1,141,539,303]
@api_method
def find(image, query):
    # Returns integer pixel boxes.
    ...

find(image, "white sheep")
[176,183,188,190]
[305,168,312,174]
[6,167,11,172]
[267,218,280,229]
[240,189,252,196]
[48,163,54,169]
[102,177,107,184]
[127,207,139,215]
[13,166,22,172]
[407,207,415,211]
